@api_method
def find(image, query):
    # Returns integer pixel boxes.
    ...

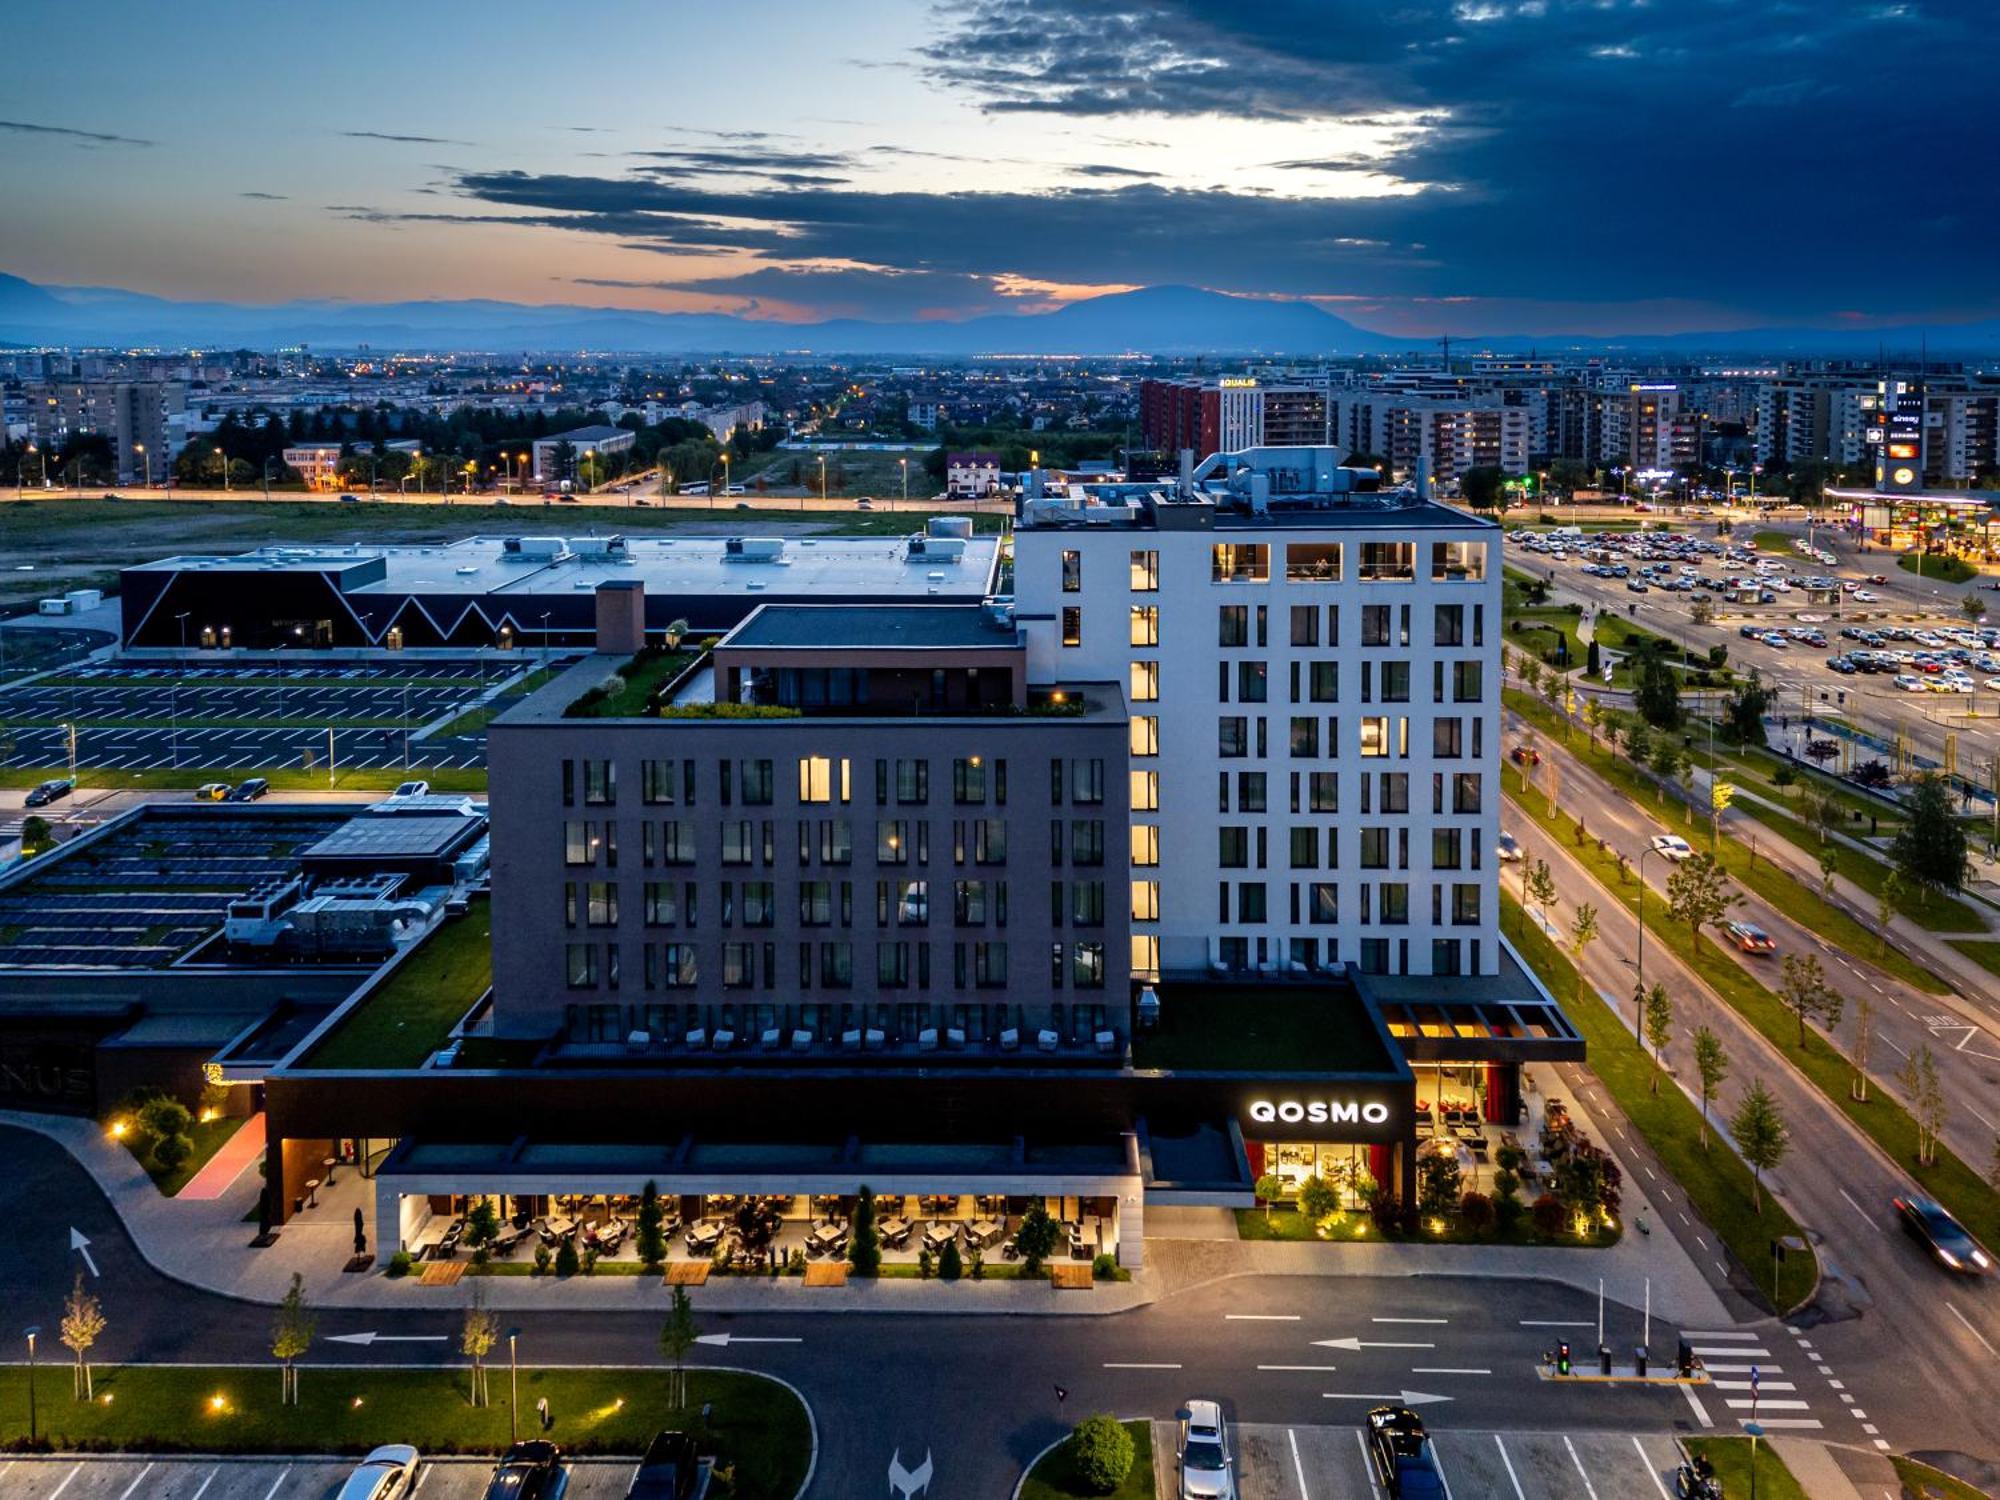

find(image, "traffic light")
[1677,1338,1697,1379]
[1557,1341,1572,1376]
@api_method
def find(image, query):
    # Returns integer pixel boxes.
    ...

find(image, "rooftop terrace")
[300,896,491,1069]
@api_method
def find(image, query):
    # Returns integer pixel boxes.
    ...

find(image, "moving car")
[484,1440,567,1499]
[338,1445,420,1500]
[1650,834,1694,863]
[1509,745,1541,767]
[193,782,230,801]
[1177,1398,1236,1500]
[228,777,270,801]
[627,1430,701,1499]
[1853,589,1878,602]
[25,777,74,807]
[390,779,431,799]
[1364,1406,1446,1498]
[1893,1194,1991,1274]
[1724,920,1777,954]
[1496,831,1524,863]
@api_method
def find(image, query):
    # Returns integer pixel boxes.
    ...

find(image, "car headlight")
[1939,1249,1960,1266]
[1973,1250,1990,1269]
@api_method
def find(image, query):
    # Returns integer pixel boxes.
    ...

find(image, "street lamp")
[507,1328,522,1442]
[57,721,77,797]
[899,456,908,510]
[814,453,826,514]
[24,1326,39,1443]
[133,441,146,488]
[720,451,730,506]
[215,446,231,492]
[173,612,191,770]
[1633,843,1660,1041]
[16,442,31,501]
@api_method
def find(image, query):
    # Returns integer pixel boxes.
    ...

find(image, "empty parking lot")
[0,1455,654,1499]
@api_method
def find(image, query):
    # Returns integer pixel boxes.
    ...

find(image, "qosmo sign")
[1245,1095,1403,1141]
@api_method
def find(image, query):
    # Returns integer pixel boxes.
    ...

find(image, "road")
[0,1126,1835,1498]
[1502,769,2000,1473]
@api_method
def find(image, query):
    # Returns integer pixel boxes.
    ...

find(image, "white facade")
[1015,478,1501,984]
[283,442,344,490]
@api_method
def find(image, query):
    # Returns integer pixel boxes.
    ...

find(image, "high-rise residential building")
[1327,393,1530,486]
[24,378,187,483]
[1140,377,1330,454]
[1597,382,1681,471]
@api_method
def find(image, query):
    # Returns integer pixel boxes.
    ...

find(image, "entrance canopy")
[1358,940,1585,1064]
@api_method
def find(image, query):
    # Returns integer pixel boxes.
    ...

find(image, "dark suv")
[484,1441,566,1499]
[1365,1406,1445,1498]
[627,1430,700,1499]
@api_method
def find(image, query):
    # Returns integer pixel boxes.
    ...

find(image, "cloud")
[0,117,153,147]
[239,191,288,200]
[340,130,474,146]
[1070,163,1161,179]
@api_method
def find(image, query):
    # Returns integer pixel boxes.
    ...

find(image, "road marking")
[1680,1330,1762,1340]
[1372,1316,1448,1324]
[1314,1337,1434,1350]
[48,1467,81,1500]
[1744,1417,1824,1430]
[115,1464,155,1500]
[1712,1379,1796,1392]
[1947,1301,1998,1357]
[1519,1319,1595,1327]
[1356,1429,1384,1498]
[1837,1186,1879,1225]
[1851,1409,1869,1419]
[1692,1345,1770,1358]
[1724,1398,1813,1411]
[1102,1362,1180,1369]
[1410,1367,1490,1376]
[1258,1365,1338,1372]
[1635,1436,1674,1499]
[1288,1428,1311,1500]
[1681,1382,1714,1428]
[1561,1435,1602,1500]
[190,1472,217,1500]
[262,1468,292,1500]
[1494,1436,1528,1500]
[1225,1313,1300,1321]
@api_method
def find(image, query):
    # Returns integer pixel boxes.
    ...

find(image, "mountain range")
[4,272,1998,358]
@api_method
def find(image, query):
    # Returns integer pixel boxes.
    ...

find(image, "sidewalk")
[7,1106,1728,1322]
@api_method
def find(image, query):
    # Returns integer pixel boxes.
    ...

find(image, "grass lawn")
[1502,891,1819,1310]
[1689,737,1904,833]
[1022,1420,1154,1500]
[1133,985,1391,1072]
[1899,551,1979,584]
[426,664,568,739]
[566,649,700,717]
[1892,1456,1999,1500]
[1505,766,2000,1271]
[304,899,491,1069]
[1508,608,1587,671]
[0,765,487,792]
[1233,1205,1618,1249]
[115,1113,246,1196]
[1752,530,1796,554]
[0,1365,811,1496]
[1685,1438,1808,1500]
[1508,690,1960,975]
[1948,940,2000,979]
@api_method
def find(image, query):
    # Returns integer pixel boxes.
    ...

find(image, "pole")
[173,612,190,769]
[1634,845,1655,1040]
[327,725,335,788]
[1597,1278,1604,1349]
[509,1331,520,1442]
[1644,1277,1651,1351]
[25,1327,39,1443]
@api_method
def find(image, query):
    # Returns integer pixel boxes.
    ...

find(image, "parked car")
[484,1440,567,1500]
[193,782,230,801]
[1724,920,1777,954]
[1650,834,1695,863]
[627,1430,700,1500]
[338,1445,420,1500]
[1364,1406,1446,1498]
[391,779,431,799]
[25,777,74,807]
[1177,1398,1236,1500]
[1853,589,1878,602]
[1496,831,1524,863]
[1893,1194,1991,1274]
[228,777,271,801]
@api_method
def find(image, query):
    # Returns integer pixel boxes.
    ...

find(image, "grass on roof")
[1133,985,1388,1073]
[304,897,491,1069]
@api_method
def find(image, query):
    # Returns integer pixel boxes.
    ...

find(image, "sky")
[0,0,1991,337]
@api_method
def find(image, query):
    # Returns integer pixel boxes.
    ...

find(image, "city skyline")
[1,0,1993,338]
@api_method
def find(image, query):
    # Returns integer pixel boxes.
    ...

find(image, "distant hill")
[2,271,1997,356]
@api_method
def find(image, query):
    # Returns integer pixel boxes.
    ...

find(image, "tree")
[1777,952,1844,1050]
[60,1272,105,1400]
[1850,992,1875,1102]
[1550,1142,1613,1234]
[1011,1200,1062,1276]
[1693,1027,1728,1150]
[1891,775,1970,901]
[1665,852,1736,949]
[460,1283,499,1407]
[1634,655,1683,730]
[1643,984,1674,1091]
[636,1180,666,1269]
[1580,696,1602,748]
[1585,638,1601,678]
[938,1238,964,1281]
[136,1095,193,1171]
[659,1285,698,1408]
[1524,859,1558,928]
[466,1197,499,1263]
[1876,871,1904,956]
[1298,1173,1339,1228]
[1648,739,1682,801]
[1730,1079,1789,1214]
[1459,465,1506,510]
[849,1184,881,1277]
[1068,1413,1136,1494]
[1721,674,1772,746]
[1898,1045,1947,1169]
[1818,840,1840,900]
[1690,594,1715,628]
[1568,904,1599,1001]
[1625,721,1653,769]
[270,1272,314,1405]
[1964,593,1988,623]
[1253,1171,1286,1222]
[1417,1152,1464,1220]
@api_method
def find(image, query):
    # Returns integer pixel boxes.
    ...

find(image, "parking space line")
[1492,1435,1526,1500]
[261,1466,292,1500]
[1634,1437,1673,1499]
[190,1470,217,1500]
[1680,1381,1714,1428]
[1561,1435,1601,1500]
[116,1463,155,1499]
[48,1464,82,1499]
[1356,1429,1383,1498]
[1288,1428,1311,1500]
[1429,1440,1455,1500]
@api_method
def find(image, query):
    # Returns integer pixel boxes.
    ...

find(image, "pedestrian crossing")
[1677,1325,1884,1444]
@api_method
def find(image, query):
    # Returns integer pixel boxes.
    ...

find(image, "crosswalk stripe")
[1739,1417,1823,1430]
[1692,1346,1770,1358]
[1700,1363,1780,1374]
[1680,1330,1763,1340]
[1711,1380,1795,1392]
[1723,1398,1812,1411]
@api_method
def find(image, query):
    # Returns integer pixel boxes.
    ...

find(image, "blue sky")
[0,0,1990,335]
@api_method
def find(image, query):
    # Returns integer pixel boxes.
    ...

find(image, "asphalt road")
[0,1127,1776,1498]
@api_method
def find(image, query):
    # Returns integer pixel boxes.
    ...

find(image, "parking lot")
[1153,1422,1692,1499]
[0,1455,653,1499]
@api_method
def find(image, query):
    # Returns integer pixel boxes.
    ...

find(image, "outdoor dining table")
[879,1215,913,1246]
[966,1219,1002,1249]
[804,1222,847,1255]
[685,1221,724,1254]
[922,1222,959,1253]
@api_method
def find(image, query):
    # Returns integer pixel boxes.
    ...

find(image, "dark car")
[1894,1194,1991,1274]
[627,1430,700,1499]
[1509,745,1541,767]
[228,777,270,802]
[485,1441,567,1500]
[25,777,74,808]
[1365,1407,1445,1498]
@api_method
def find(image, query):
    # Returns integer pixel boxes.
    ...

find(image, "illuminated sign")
[1888,442,1919,460]
[1893,467,1918,486]
[1249,1097,1393,1127]
[1219,378,1259,389]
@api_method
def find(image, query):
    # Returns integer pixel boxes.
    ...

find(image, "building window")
[819,942,853,988]
[1453,883,1482,925]
[1061,549,1082,592]
[585,881,618,926]
[1434,604,1465,647]
[1431,540,1487,580]
[1453,661,1484,702]
[953,880,989,925]
[1130,605,1159,646]
[967,818,1006,863]
[1380,772,1409,814]
[1070,819,1106,865]
[896,879,930,925]
[1130,772,1159,812]
[1218,717,1249,758]
[1380,661,1410,702]
[641,759,678,805]
[1236,883,1267,923]
[952,757,989,804]
[1360,604,1390,646]
[1237,661,1267,703]
[1379,883,1410,925]
[1218,826,1250,868]
[659,943,697,987]
[742,881,775,927]
[1453,773,1483,814]
[877,942,911,988]
[1433,828,1463,870]
[1071,880,1105,926]
[1360,827,1389,869]
[1308,772,1338,813]
[565,943,599,989]
[1073,941,1106,988]
[721,820,755,865]
[798,755,847,804]
[1131,879,1159,921]
[1359,542,1415,581]
[1310,661,1339,703]
[1131,933,1160,979]
[876,820,909,864]
[974,941,1009,987]
[818,819,854,865]
[1130,660,1159,702]
[1130,715,1159,757]
[1290,605,1320,646]
[1061,607,1082,647]
[723,942,756,987]
[1130,549,1159,591]
[643,881,678,925]
[799,881,834,926]
[1217,605,1249,647]
[1433,717,1463,759]
[739,759,775,806]
[1432,939,1464,976]
[1359,716,1390,758]
[1285,542,1341,581]
[1310,883,1339,925]
[1131,822,1160,864]
[1212,543,1269,584]
[1290,827,1318,869]
[583,760,616,805]
[1289,716,1320,758]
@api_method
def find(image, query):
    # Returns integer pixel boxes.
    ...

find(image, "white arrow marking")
[1323,1389,1452,1405]
[68,1229,97,1278]
[693,1333,803,1347]
[1313,1337,1436,1351]
[325,1332,448,1346]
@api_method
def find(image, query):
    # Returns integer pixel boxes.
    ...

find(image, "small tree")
[1777,952,1844,1051]
[1011,1200,1062,1276]
[1730,1079,1789,1215]
[1253,1171,1286,1222]
[1876,871,1903,956]
[636,1179,666,1269]
[1693,1027,1728,1150]
[460,1283,499,1407]
[1964,593,1988,623]
[1643,984,1674,1091]
[1568,904,1599,1001]
[844,1185,880,1276]
[270,1271,314,1405]
[1666,852,1735,950]
[1525,860,1558,928]
[136,1095,193,1172]
[1298,1173,1338,1229]
[1581,696,1602,747]
[1550,1144,1610,1235]
[659,1285,698,1409]
[1417,1153,1464,1221]
[466,1198,499,1263]
[1850,992,1875,1101]
[1898,1046,1947,1169]
[938,1239,963,1282]
[1891,774,1970,902]
[1690,594,1715,627]
[1818,840,1840,900]
[1634,655,1682,730]
[1988,1136,2000,1197]
[60,1273,105,1400]
[1068,1413,1136,1494]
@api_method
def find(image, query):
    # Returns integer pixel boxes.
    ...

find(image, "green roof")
[303,898,491,1070]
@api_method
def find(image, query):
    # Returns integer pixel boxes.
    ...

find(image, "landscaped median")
[1506,766,2000,1280]
[1502,892,1819,1311]
[0,1365,812,1498]
[1021,1417,1153,1500]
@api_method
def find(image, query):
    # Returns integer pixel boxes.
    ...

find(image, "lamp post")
[720,451,730,506]
[133,441,146,488]
[899,456,908,510]
[173,611,190,770]
[262,456,273,500]
[507,1328,522,1442]
[1633,843,1660,1040]
[814,453,826,514]
[24,1326,39,1444]
[17,442,31,501]
[57,721,77,798]
[215,446,230,492]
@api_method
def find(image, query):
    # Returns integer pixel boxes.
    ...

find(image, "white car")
[1936,677,1974,694]
[1178,1399,1237,1500]
[1895,673,1930,692]
[1853,590,1878,602]
[338,1446,419,1500]
[1984,679,2000,691]
[389,779,431,799]
[1650,834,1695,862]
[1497,831,1524,863]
